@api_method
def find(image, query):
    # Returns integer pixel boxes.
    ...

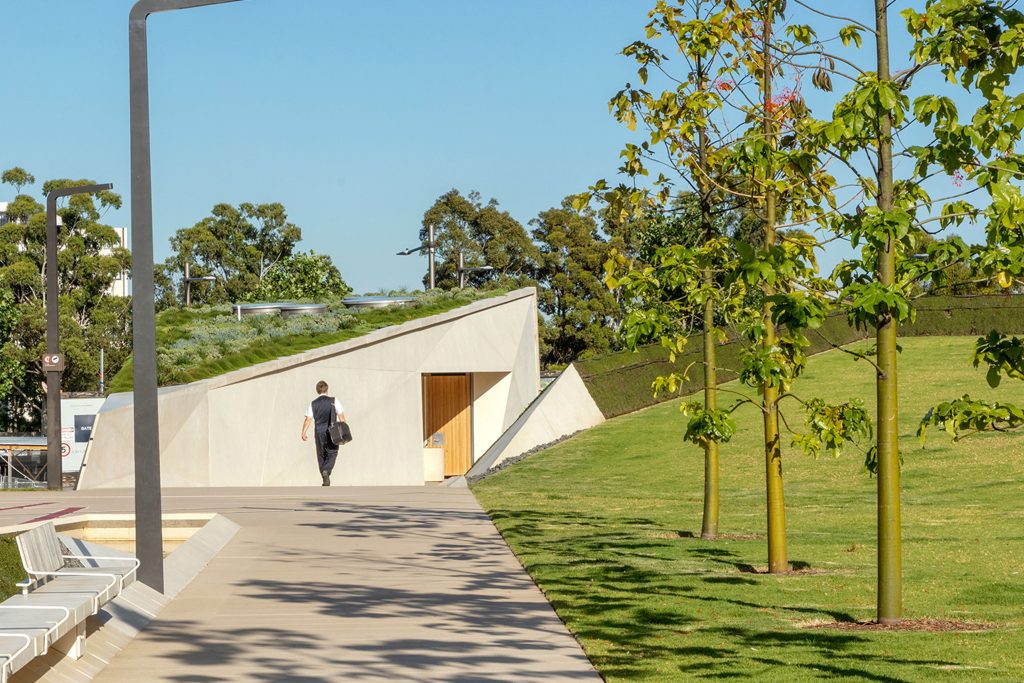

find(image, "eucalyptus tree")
[165,202,301,305]
[0,169,129,428]
[420,189,539,290]
[531,200,621,366]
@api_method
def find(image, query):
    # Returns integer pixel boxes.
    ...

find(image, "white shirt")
[305,397,345,418]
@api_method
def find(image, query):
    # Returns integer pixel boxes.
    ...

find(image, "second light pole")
[397,223,436,290]
[45,183,113,491]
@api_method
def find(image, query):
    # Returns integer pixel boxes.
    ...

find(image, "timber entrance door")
[422,373,472,476]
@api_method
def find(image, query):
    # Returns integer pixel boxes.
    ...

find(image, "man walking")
[301,380,347,486]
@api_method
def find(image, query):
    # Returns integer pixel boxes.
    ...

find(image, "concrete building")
[105,226,129,297]
[80,289,553,488]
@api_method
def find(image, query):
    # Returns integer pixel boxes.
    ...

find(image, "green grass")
[473,336,1024,681]
[577,294,1024,418]
[109,289,503,391]
[0,537,25,600]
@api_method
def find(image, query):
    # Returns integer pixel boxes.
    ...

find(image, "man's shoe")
[322,471,330,487]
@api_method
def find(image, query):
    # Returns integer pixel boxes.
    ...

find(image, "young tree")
[594,1,859,558]
[586,0,756,539]
[789,0,1024,622]
[909,0,1024,526]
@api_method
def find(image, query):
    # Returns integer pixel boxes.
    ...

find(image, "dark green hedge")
[577,294,1024,418]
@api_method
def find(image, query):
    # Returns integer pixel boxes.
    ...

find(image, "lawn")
[472,336,1024,681]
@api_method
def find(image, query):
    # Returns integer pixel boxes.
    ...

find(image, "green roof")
[108,289,505,393]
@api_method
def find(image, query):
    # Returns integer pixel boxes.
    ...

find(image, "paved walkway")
[1,487,598,682]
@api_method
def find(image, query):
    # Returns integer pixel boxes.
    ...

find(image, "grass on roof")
[472,336,1024,681]
[109,289,505,392]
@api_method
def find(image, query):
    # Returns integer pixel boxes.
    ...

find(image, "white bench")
[0,522,140,682]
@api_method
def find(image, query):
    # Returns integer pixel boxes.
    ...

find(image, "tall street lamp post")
[397,223,436,290]
[130,0,242,592]
[45,183,113,491]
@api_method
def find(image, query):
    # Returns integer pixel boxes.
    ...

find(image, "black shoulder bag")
[328,398,352,446]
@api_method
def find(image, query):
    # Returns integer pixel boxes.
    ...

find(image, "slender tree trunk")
[874,0,902,625]
[762,0,789,573]
[701,287,720,538]
[696,45,720,540]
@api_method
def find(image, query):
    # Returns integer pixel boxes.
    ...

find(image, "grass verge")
[0,537,24,600]
[473,336,1024,681]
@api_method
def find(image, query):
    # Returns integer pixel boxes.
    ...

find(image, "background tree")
[0,168,129,430]
[254,250,351,301]
[0,284,22,408]
[1,168,34,195]
[420,190,539,289]
[531,200,621,366]
[163,202,301,305]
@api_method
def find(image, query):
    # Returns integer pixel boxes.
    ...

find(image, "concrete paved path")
[0,487,598,682]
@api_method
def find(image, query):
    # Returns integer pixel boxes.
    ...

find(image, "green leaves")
[843,282,915,330]
[254,251,350,302]
[919,395,1024,442]
[972,331,1024,387]
[679,401,737,445]
[787,24,817,46]
[791,397,872,459]
[839,25,863,48]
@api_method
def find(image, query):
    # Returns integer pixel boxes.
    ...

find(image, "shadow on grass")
[475,504,963,681]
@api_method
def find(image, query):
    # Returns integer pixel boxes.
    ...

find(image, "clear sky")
[3,0,968,294]
[3,0,645,293]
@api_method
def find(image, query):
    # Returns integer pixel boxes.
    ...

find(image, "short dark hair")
[316,380,328,394]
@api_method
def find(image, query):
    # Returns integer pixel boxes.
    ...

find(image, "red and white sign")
[42,353,65,372]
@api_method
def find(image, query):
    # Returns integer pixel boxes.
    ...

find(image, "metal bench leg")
[51,620,86,661]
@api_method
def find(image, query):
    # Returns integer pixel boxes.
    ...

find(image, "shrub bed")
[109,289,503,392]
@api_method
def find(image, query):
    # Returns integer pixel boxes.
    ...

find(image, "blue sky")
[3,0,968,293]
[3,0,643,292]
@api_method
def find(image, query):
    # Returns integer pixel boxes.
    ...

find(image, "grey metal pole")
[428,223,435,290]
[458,251,464,289]
[130,0,242,594]
[184,262,190,307]
[45,183,113,491]
[100,348,105,394]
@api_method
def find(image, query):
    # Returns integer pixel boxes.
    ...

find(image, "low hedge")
[577,294,1024,418]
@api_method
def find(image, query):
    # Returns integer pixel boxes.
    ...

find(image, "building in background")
[105,227,129,297]
[0,200,127,297]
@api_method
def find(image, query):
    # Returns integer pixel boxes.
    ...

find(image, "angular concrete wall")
[466,364,605,477]
[79,289,540,488]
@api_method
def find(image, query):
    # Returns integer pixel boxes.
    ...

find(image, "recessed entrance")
[422,373,472,476]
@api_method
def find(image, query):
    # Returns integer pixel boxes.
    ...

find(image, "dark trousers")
[314,428,339,475]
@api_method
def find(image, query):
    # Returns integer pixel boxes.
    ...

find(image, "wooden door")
[422,374,472,476]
